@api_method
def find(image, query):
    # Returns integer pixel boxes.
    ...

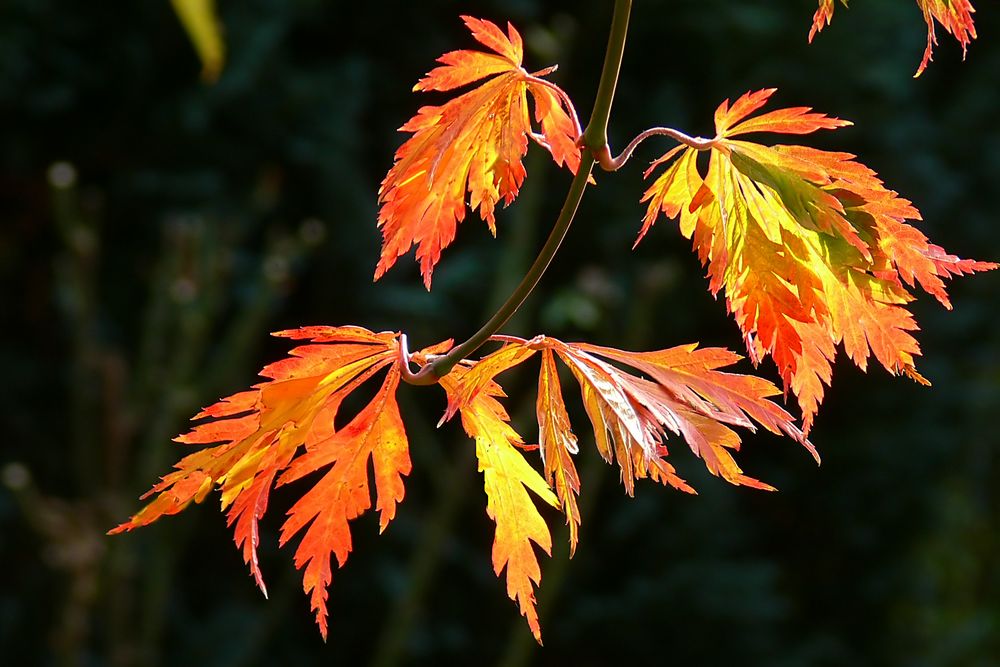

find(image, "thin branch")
[400,0,633,384]
[398,334,442,386]
[582,0,632,151]
[401,152,597,384]
[596,127,718,171]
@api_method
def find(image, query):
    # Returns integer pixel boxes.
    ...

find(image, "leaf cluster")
[113,4,995,643]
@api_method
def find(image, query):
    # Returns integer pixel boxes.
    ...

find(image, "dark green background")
[2,1,998,665]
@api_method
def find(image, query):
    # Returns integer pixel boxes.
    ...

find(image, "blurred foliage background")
[2,1,998,665]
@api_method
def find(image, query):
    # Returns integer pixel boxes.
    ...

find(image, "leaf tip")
[804,440,821,466]
[902,364,931,387]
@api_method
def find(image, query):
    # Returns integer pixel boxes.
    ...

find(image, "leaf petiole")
[595,127,718,172]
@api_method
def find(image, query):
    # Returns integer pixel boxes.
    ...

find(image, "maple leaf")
[376,15,583,289]
[536,349,581,554]
[110,326,410,640]
[914,0,978,75]
[808,0,977,75]
[437,367,559,644]
[432,334,816,643]
[809,0,841,42]
[449,334,815,499]
[641,89,996,432]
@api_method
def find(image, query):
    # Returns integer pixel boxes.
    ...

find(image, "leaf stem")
[401,0,634,384]
[595,127,718,171]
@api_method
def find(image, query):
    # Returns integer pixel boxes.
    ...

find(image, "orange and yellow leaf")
[110,326,409,640]
[276,365,409,639]
[439,369,558,644]
[437,334,819,640]
[915,0,977,76]
[376,16,582,289]
[447,334,813,498]
[809,0,842,42]
[641,89,996,432]
[537,349,582,554]
[808,0,977,76]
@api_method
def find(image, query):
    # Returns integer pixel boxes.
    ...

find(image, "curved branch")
[398,334,440,386]
[596,127,718,172]
[402,152,597,384]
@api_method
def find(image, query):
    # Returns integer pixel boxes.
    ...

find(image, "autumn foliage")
[375,16,582,289]
[113,6,995,645]
[111,326,816,642]
[810,0,977,76]
[110,327,407,638]
[641,88,995,432]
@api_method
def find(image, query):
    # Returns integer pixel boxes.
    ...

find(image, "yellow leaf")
[171,0,225,82]
[440,370,557,644]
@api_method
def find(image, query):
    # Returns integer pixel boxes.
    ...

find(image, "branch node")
[398,334,441,386]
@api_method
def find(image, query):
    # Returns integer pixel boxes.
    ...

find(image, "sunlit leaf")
[438,367,558,643]
[641,89,996,431]
[808,0,977,76]
[447,335,813,498]
[376,16,582,289]
[111,327,408,640]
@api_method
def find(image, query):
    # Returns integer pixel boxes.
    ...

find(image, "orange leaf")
[808,0,841,42]
[376,16,582,289]
[807,0,977,76]
[547,338,809,491]
[443,340,538,421]
[641,90,996,432]
[447,335,812,499]
[439,368,558,644]
[536,348,581,554]
[915,0,977,76]
[277,365,409,639]
[110,326,409,640]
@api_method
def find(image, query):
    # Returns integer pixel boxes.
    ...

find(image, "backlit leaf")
[376,16,582,289]
[641,89,996,432]
[110,326,409,640]
[914,0,978,76]
[808,0,977,76]
[447,334,813,501]
[537,348,581,554]
[438,368,558,644]
[809,0,841,42]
